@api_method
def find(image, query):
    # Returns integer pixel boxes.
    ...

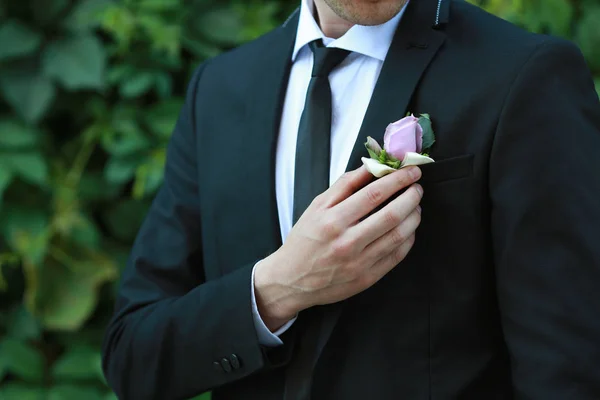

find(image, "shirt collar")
[291,0,408,62]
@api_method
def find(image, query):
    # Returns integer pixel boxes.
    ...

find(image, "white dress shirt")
[251,0,407,346]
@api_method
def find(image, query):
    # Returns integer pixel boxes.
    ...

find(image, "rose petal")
[383,115,419,144]
[415,123,423,153]
[383,115,420,160]
[361,157,397,178]
[400,152,435,167]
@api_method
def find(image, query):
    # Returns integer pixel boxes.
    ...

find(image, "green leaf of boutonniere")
[378,149,388,163]
[366,147,379,159]
[385,159,401,169]
[418,113,435,152]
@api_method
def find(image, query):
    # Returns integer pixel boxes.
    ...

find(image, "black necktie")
[292,40,350,223]
[285,40,350,400]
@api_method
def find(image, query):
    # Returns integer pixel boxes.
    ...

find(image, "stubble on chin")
[323,0,408,26]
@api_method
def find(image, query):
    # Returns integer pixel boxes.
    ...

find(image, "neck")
[313,0,354,39]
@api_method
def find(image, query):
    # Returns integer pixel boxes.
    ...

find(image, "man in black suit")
[102,0,600,398]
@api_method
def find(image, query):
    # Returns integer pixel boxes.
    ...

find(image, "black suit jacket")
[102,0,600,399]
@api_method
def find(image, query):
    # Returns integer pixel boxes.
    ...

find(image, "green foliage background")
[0,0,598,398]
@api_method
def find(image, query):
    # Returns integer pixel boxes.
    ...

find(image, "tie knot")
[309,40,350,78]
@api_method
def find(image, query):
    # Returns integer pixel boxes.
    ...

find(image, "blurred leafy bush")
[0,0,598,398]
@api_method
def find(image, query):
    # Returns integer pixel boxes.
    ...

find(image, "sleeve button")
[230,354,241,370]
[213,361,223,373]
[220,357,232,373]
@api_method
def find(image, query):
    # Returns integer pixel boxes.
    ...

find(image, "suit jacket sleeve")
[101,63,295,400]
[490,39,600,398]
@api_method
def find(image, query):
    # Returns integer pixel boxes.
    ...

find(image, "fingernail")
[416,205,422,214]
[409,167,421,180]
[415,184,424,196]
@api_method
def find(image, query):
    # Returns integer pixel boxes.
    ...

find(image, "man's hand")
[254,165,423,331]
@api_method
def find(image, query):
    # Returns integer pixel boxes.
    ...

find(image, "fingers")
[323,165,374,207]
[350,183,423,248]
[361,207,421,257]
[334,166,422,224]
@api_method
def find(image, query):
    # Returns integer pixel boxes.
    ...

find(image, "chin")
[328,0,407,26]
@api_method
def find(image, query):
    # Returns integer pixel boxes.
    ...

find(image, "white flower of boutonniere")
[362,113,436,178]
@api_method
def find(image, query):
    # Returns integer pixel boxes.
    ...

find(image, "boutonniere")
[362,113,436,178]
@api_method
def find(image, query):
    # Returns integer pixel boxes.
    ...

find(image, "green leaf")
[48,384,104,400]
[69,215,102,249]
[102,130,150,158]
[521,0,573,37]
[144,99,183,138]
[384,159,401,169]
[52,345,103,381]
[0,64,56,123]
[0,20,42,61]
[595,78,600,99]
[133,150,166,199]
[104,393,118,400]
[0,338,45,382]
[0,152,49,186]
[43,35,107,90]
[236,2,280,42]
[138,0,181,11]
[63,0,113,32]
[0,119,41,148]
[154,73,172,98]
[107,64,134,85]
[0,208,50,265]
[104,156,137,184]
[119,71,156,98]
[31,251,117,331]
[0,383,45,400]
[576,5,600,72]
[366,147,379,159]
[418,114,436,151]
[6,306,42,340]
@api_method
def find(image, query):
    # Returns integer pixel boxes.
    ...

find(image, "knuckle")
[338,171,355,188]
[341,261,360,280]
[365,186,384,206]
[321,217,342,238]
[390,227,406,246]
[312,192,328,208]
[383,210,400,226]
[331,239,354,260]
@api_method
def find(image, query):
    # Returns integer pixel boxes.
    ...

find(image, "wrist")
[254,251,303,330]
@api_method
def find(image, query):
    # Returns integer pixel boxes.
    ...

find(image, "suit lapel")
[318,0,449,361]
[242,10,299,254]
[345,0,448,171]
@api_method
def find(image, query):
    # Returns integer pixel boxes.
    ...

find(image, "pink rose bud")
[366,136,382,153]
[383,115,424,161]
